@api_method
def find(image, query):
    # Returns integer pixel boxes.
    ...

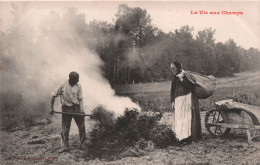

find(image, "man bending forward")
[50,71,86,152]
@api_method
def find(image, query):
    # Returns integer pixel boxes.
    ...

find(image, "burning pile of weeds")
[84,107,177,161]
[91,106,116,128]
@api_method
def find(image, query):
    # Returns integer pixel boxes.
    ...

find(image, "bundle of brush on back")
[184,71,216,99]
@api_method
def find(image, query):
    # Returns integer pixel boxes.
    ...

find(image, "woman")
[170,62,202,143]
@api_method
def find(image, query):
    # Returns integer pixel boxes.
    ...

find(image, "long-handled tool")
[54,110,95,117]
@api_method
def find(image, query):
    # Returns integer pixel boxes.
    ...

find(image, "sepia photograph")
[0,1,260,164]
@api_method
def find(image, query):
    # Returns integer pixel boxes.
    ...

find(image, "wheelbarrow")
[205,99,260,143]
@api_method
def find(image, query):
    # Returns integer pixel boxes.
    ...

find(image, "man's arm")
[78,84,85,114]
[50,95,56,114]
[50,83,63,114]
[79,99,85,114]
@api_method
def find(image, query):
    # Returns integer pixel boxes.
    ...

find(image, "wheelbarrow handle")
[54,111,95,117]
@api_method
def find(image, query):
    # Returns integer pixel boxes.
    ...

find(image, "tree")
[196,28,215,45]
[114,4,157,84]
[85,20,117,82]
[196,28,217,75]
[215,42,235,76]
[225,39,240,73]
[172,25,196,70]
[241,47,260,71]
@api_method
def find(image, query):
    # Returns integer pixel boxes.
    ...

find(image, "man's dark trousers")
[61,105,86,149]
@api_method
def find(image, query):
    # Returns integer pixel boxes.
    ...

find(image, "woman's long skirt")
[173,92,202,141]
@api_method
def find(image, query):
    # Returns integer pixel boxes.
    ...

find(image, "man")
[170,62,202,143]
[50,71,86,152]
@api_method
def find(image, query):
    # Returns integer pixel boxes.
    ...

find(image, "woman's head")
[170,62,182,75]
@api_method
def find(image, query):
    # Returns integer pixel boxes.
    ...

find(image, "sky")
[0,1,260,49]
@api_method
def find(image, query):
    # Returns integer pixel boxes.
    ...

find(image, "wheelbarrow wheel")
[205,109,231,137]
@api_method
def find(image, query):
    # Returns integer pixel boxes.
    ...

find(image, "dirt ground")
[1,111,260,165]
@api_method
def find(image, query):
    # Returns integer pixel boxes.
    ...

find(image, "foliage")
[1,4,260,85]
[86,108,176,160]
[232,93,259,106]
[150,125,177,148]
[90,108,164,145]
[91,106,116,128]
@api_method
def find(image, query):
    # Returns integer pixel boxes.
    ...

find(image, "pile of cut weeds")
[83,107,177,161]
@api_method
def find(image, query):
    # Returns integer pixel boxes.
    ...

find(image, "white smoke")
[2,5,140,125]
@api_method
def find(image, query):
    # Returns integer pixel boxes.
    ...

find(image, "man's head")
[170,62,182,75]
[69,71,79,86]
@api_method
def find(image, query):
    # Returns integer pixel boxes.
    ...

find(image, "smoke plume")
[1,5,140,130]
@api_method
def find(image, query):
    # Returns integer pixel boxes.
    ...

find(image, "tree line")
[85,4,260,84]
[2,4,260,85]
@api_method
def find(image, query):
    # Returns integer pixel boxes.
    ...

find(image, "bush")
[86,108,176,160]
[232,93,259,106]
[150,125,177,148]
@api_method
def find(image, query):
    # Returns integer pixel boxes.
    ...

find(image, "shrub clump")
[85,107,177,160]
[231,93,259,106]
[150,125,177,148]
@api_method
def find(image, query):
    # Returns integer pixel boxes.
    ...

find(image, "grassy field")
[119,86,260,113]
[115,71,260,113]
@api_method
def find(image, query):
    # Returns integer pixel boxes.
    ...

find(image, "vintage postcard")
[1,1,260,164]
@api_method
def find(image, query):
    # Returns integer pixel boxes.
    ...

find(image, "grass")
[116,71,260,113]
[1,91,50,131]
[115,71,260,94]
[123,85,260,114]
